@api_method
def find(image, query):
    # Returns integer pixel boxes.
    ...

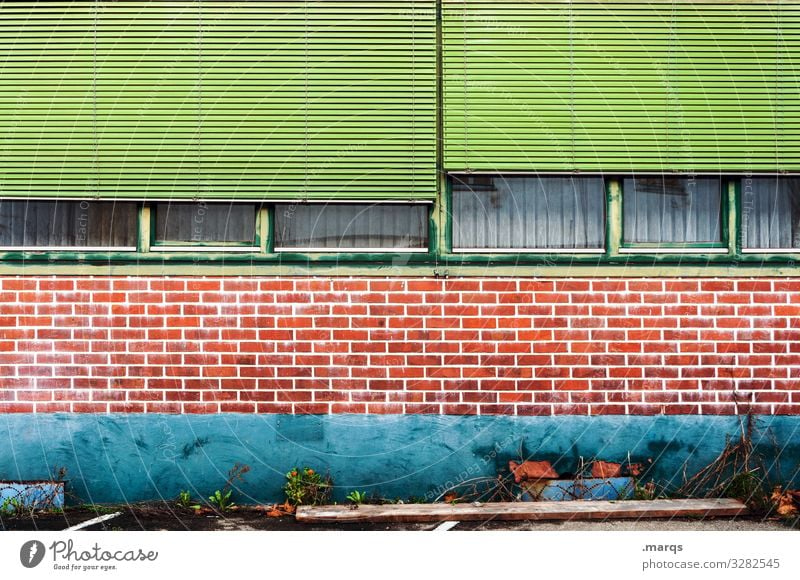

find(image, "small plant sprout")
[204,462,251,513]
[346,490,368,505]
[176,490,200,510]
[208,489,235,512]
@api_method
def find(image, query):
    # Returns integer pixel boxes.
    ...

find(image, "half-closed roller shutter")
[443,0,799,173]
[0,2,95,195]
[97,2,201,198]
[0,1,437,200]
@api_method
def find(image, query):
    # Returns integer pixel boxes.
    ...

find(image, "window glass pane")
[451,175,605,250]
[274,203,428,250]
[0,200,137,248]
[623,177,722,244]
[154,203,256,244]
[742,178,800,249]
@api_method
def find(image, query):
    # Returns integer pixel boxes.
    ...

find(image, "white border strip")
[151,246,260,253]
[275,247,429,253]
[741,248,800,254]
[0,246,137,252]
[619,247,729,254]
[451,248,605,254]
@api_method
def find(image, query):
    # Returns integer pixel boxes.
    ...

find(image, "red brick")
[184,403,221,414]
[146,403,182,413]
[700,280,734,292]
[73,403,109,413]
[665,281,699,292]
[736,281,771,292]
[590,404,627,415]
[627,281,663,292]
[699,404,737,415]
[35,403,71,412]
[552,404,589,415]
[367,403,404,414]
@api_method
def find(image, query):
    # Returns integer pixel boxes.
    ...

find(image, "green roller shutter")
[443,1,799,173]
[0,1,437,200]
[0,2,95,194]
[97,3,200,198]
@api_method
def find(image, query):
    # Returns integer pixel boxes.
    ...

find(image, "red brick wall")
[0,276,798,415]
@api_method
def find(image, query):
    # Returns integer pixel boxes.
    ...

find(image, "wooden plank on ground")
[296,498,748,524]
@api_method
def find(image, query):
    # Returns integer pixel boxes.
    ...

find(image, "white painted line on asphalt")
[433,520,460,531]
[64,511,122,531]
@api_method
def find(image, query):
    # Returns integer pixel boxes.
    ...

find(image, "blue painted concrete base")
[0,414,798,504]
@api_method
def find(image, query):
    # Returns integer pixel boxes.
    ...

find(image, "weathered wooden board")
[296,498,749,524]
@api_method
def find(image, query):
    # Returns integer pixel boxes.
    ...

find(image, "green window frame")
[272,202,432,254]
[148,202,266,253]
[740,177,800,254]
[618,176,732,255]
[441,174,800,267]
[0,177,799,274]
[130,201,434,260]
[449,174,607,254]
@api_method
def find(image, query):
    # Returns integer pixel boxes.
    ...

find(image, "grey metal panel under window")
[154,203,256,244]
[274,204,428,250]
[743,178,800,249]
[451,176,605,250]
[0,201,137,248]
[623,177,722,245]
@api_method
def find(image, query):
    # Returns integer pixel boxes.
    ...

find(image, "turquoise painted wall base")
[1,414,798,504]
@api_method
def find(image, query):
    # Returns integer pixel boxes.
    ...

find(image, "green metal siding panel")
[0,1,437,199]
[443,1,799,173]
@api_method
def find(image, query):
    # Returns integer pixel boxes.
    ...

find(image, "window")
[274,203,429,252]
[622,177,725,253]
[152,202,259,251]
[742,177,800,252]
[451,175,605,252]
[0,200,137,250]
[3,175,800,266]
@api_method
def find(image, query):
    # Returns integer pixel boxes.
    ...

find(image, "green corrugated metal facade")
[444,0,799,173]
[0,1,797,201]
